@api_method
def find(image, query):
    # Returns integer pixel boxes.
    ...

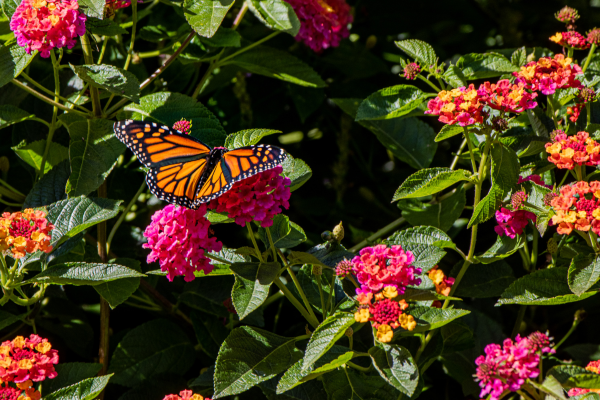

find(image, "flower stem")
[315,272,327,319]
[348,217,405,252]
[273,277,318,328]
[123,0,137,71]
[219,31,280,65]
[266,227,278,261]
[463,126,478,175]
[246,222,264,262]
[554,315,582,350]
[96,182,110,399]
[106,181,146,253]
[450,138,468,170]
[286,264,319,325]
[582,43,597,74]
[38,50,60,180]
[511,305,527,338]
[20,72,88,112]
[590,231,600,253]
[416,74,441,92]
[346,361,372,373]
[10,79,89,118]
[232,2,248,29]
[80,34,102,117]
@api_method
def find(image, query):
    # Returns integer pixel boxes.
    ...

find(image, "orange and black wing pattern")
[194,144,286,205]
[114,119,213,208]
[113,120,211,167]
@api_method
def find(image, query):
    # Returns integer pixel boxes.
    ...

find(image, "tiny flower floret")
[513,54,582,95]
[0,210,53,259]
[143,204,223,282]
[545,131,600,170]
[10,0,87,58]
[428,266,454,296]
[425,84,483,126]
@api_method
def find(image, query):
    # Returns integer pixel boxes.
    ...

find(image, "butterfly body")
[114,120,286,208]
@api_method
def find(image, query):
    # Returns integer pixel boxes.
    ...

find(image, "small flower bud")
[311,264,322,276]
[555,6,580,24]
[344,327,353,337]
[574,308,587,322]
[588,28,600,45]
[550,129,565,141]
[365,35,377,49]
[332,221,344,242]
[511,191,528,210]
[578,88,596,103]
[172,118,192,135]
[403,63,420,80]
[321,230,333,241]
[547,237,558,254]
[0,157,9,173]
[543,192,558,207]
[491,116,509,132]
[335,259,353,277]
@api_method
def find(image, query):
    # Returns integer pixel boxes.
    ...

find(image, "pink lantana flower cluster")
[10,0,87,58]
[284,0,352,52]
[143,204,223,282]
[208,166,291,228]
[495,208,536,239]
[474,332,555,400]
[477,80,538,113]
[513,54,582,95]
[425,84,483,126]
[163,390,210,400]
[550,31,590,49]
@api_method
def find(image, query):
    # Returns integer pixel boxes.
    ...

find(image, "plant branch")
[38,50,60,180]
[10,80,89,117]
[273,278,318,328]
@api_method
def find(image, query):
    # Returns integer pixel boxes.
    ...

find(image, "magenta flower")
[352,244,421,295]
[284,0,353,52]
[143,204,222,282]
[208,166,291,228]
[517,174,552,189]
[474,332,555,400]
[494,208,536,239]
[10,0,87,58]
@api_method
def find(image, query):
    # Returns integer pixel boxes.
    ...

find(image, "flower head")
[335,259,353,278]
[511,191,527,210]
[513,54,582,95]
[172,119,192,135]
[376,324,394,343]
[425,84,484,126]
[588,28,600,45]
[545,131,600,170]
[0,210,53,259]
[477,80,538,113]
[495,208,536,238]
[208,166,291,228]
[428,266,455,297]
[550,181,600,236]
[550,31,590,50]
[143,204,223,282]
[555,6,580,24]
[163,390,208,400]
[0,335,59,384]
[474,332,555,400]
[0,387,21,400]
[10,0,87,58]
[403,63,420,80]
[284,0,352,53]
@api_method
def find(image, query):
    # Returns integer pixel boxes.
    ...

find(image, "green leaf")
[277,345,355,393]
[58,117,126,197]
[124,92,227,147]
[393,168,472,200]
[0,105,34,129]
[497,267,599,306]
[43,363,103,396]
[441,322,474,354]
[528,375,567,400]
[281,155,312,192]
[443,65,467,88]
[41,374,112,400]
[369,344,419,396]
[435,124,464,142]
[224,129,281,149]
[199,27,241,47]
[289,85,325,122]
[286,265,349,315]
[23,160,69,208]
[85,17,127,36]
[333,99,437,169]
[27,262,145,286]
[0,310,22,331]
[323,368,401,400]
[395,39,437,66]
[568,254,600,296]
[183,0,234,38]
[0,42,36,88]
[223,45,326,88]
[287,251,327,267]
[46,196,122,248]
[191,310,228,358]
[356,85,426,121]
[12,139,68,174]
[1,0,19,19]
[78,0,105,19]
[475,235,523,264]
[258,214,306,249]
[511,46,527,67]
[452,260,516,298]
[214,326,303,398]
[401,187,466,232]
[549,365,600,389]
[526,108,550,138]
[385,226,451,270]
[108,319,195,387]
[70,64,140,102]
[246,0,300,36]
[93,258,142,308]
[230,262,280,319]
[469,143,519,227]
[401,307,470,335]
[301,312,355,372]
[457,53,518,80]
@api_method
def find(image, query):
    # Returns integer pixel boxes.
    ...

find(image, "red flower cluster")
[0,209,53,259]
[172,119,192,135]
[0,335,58,385]
[550,181,600,236]
[513,54,582,95]
[545,131,600,169]
[143,204,223,282]
[474,332,554,400]
[477,80,538,113]
[550,31,590,49]
[425,84,483,126]
[163,390,210,400]
[208,166,291,228]
[568,361,600,396]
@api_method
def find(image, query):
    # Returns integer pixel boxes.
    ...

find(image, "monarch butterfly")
[113,120,287,209]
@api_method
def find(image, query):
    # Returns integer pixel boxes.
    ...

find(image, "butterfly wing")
[194,144,287,204]
[113,120,211,167]
[146,159,208,208]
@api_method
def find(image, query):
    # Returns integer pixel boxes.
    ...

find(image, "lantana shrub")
[1,0,600,399]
